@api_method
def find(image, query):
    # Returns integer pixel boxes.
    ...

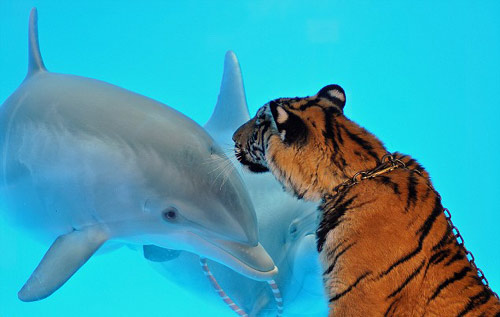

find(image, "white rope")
[200,257,248,316]
[199,257,284,316]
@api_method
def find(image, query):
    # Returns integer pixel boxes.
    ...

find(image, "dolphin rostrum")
[0,8,276,302]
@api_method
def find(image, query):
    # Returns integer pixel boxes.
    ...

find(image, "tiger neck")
[268,116,388,201]
[327,116,389,180]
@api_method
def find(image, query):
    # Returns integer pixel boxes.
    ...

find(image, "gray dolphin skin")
[0,8,276,302]
[145,51,328,316]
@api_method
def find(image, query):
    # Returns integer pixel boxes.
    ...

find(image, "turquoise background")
[0,1,499,316]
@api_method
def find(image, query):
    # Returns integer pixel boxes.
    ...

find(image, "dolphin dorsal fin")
[204,51,250,135]
[26,8,47,78]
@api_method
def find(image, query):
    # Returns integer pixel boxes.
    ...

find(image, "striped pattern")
[199,258,248,317]
[232,85,500,316]
[199,258,284,316]
[267,280,284,316]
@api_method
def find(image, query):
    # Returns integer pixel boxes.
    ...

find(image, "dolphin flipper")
[143,245,182,262]
[18,226,108,302]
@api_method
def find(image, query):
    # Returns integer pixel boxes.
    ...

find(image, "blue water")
[1,1,499,316]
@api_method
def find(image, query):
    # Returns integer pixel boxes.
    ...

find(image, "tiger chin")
[233,85,500,316]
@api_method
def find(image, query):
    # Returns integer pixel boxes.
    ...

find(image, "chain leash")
[441,207,499,299]
[332,153,499,299]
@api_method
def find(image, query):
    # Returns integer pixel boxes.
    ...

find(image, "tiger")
[232,84,500,316]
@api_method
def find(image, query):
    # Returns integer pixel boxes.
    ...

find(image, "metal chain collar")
[332,153,499,299]
[332,154,406,194]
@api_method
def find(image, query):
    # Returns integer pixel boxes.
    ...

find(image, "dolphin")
[0,8,277,302]
[144,51,328,316]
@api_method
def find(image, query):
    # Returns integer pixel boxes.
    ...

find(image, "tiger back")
[232,85,500,316]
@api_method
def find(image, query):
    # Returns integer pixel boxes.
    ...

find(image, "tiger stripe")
[405,172,418,212]
[457,289,493,316]
[446,249,466,267]
[323,242,356,276]
[387,259,425,299]
[340,124,380,162]
[428,266,471,304]
[428,249,451,266]
[329,271,371,303]
[431,225,453,251]
[384,298,400,317]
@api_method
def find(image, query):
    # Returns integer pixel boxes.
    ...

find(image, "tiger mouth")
[234,146,269,173]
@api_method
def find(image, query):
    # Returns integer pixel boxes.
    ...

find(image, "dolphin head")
[121,132,277,281]
[148,145,257,242]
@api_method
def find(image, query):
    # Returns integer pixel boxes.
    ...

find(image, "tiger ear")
[269,101,308,145]
[317,84,346,112]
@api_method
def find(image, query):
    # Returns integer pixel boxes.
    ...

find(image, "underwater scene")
[0,1,499,316]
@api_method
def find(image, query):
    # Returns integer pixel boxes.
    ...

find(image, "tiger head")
[233,84,387,201]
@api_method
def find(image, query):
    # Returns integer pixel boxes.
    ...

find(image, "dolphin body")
[0,9,276,302]
[144,52,329,316]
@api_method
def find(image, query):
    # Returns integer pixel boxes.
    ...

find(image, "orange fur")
[233,85,500,316]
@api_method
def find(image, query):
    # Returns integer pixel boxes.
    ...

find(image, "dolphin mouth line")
[190,231,278,281]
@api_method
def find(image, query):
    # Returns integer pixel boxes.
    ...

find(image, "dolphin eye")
[162,207,178,222]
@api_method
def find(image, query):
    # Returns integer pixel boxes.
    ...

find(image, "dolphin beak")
[205,237,278,281]
[168,231,278,281]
